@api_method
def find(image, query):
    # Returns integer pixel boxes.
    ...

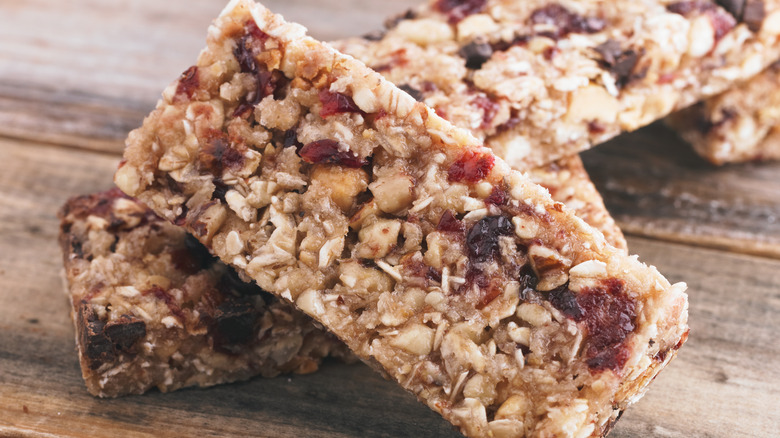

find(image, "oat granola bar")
[322,42,625,251]
[59,183,617,399]
[332,0,780,170]
[668,62,780,164]
[115,2,689,436]
[58,189,350,397]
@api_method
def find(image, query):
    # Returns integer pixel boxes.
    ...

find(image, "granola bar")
[58,189,350,397]
[59,183,616,399]
[526,156,625,252]
[332,0,780,170]
[323,40,626,251]
[668,62,780,164]
[115,2,688,436]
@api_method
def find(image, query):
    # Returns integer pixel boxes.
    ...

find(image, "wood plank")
[1,139,778,437]
[583,123,780,258]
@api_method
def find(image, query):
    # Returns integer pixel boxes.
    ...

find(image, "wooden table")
[1,1,779,436]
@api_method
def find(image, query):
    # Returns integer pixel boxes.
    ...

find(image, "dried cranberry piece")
[448,150,495,183]
[466,216,513,263]
[435,0,487,24]
[403,257,443,286]
[234,21,269,74]
[668,0,738,39]
[548,278,638,372]
[175,66,199,101]
[143,285,185,320]
[472,95,500,130]
[437,210,465,233]
[198,132,245,173]
[485,184,508,206]
[530,4,605,39]
[710,9,738,40]
[319,90,364,117]
[459,40,493,69]
[299,139,367,168]
[588,120,607,134]
[459,266,490,293]
[233,69,286,118]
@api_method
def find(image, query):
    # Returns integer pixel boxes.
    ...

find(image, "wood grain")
[583,124,780,258]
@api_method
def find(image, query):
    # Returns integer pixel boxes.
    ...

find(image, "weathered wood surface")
[1,0,779,437]
[582,124,780,258]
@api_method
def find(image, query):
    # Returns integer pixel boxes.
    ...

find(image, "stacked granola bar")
[59,189,352,397]
[57,0,780,435]
[333,0,780,170]
[110,2,689,436]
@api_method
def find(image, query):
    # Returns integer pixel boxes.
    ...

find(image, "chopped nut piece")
[310,164,369,212]
[516,303,552,327]
[389,323,435,355]
[369,172,415,214]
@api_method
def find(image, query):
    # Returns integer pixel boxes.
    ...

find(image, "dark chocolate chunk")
[530,4,605,39]
[398,84,424,102]
[717,0,746,18]
[77,303,116,369]
[299,139,368,168]
[212,298,259,352]
[362,29,386,41]
[103,315,146,352]
[593,40,641,88]
[459,40,494,69]
[384,9,416,30]
[466,216,514,263]
[742,0,765,31]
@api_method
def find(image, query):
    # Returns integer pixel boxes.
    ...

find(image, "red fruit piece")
[448,150,495,183]
[175,66,199,101]
[319,90,364,117]
[472,95,499,130]
[548,278,637,373]
[530,4,605,39]
[299,139,367,168]
[485,184,508,206]
[435,0,487,24]
[436,210,465,233]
